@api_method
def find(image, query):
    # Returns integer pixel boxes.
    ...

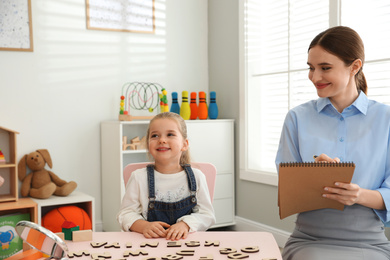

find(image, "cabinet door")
[187,121,234,174]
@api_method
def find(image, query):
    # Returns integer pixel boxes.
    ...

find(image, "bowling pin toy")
[190,92,198,120]
[198,91,208,120]
[208,91,218,119]
[180,91,191,120]
[170,92,180,114]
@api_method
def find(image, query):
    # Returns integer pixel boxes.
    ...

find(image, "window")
[239,0,390,185]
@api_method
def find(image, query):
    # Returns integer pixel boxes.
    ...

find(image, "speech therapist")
[275,26,390,260]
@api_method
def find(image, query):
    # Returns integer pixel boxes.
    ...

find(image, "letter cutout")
[91,252,111,259]
[185,240,200,247]
[90,242,108,248]
[104,242,120,248]
[176,249,195,256]
[199,254,214,260]
[140,241,159,247]
[167,241,182,247]
[68,250,90,258]
[161,255,183,260]
[205,240,220,247]
[220,248,237,254]
[227,252,249,259]
[241,246,259,253]
[123,249,148,257]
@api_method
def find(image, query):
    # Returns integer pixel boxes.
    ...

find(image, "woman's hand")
[323,182,361,206]
[323,182,386,210]
[314,153,340,163]
[165,221,190,241]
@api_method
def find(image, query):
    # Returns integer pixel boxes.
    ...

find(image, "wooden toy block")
[72,230,93,242]
[138,136,147,149]
[131,136,140,143]
[62,226,80,240]
[55,232,65,241]
[125,242,132,248]
[6,249,42,260]
[122,136,132,151]
[199,255,214,260]
[90,241,108,248]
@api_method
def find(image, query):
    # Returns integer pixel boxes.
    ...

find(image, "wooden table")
[63,231,282,259]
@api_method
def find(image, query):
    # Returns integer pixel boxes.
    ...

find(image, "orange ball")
[42,206,92,233]
[120,95,125,100]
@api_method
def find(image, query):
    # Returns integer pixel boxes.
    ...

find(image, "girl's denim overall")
[146,164,197,225]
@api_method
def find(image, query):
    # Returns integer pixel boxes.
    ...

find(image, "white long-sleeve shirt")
[117,167,216,232]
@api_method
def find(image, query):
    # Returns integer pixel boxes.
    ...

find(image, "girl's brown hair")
[146,112,191,165]
[308,26,367,94]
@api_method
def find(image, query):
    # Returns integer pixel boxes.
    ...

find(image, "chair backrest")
[123,162,217,201]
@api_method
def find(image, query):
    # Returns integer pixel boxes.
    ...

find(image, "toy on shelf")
[190,92,198,120]
[119,82,168,121]
[208,91,219,119]
[170,92,180,114]
[0,149,5,164]
[180,91,191,120]
[198,91,208,120]
[122,136,146,151]
[18,149,77,199]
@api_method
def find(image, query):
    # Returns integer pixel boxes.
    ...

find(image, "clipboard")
[278,162,355,219]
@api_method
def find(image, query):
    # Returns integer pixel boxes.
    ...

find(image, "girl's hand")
[323,182,361,206]
[142,221,170,238]
[165,221,190,241]
[314,153,340,163]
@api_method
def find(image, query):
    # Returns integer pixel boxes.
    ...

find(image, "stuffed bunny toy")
[18,149,77,199]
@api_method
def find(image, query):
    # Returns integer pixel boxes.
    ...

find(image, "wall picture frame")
[86,0,155,34]
[0,0,33,52]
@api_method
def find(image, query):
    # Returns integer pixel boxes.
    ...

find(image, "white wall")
[0,0,208,230]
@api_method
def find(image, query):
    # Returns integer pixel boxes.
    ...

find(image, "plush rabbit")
[18,149,77,199]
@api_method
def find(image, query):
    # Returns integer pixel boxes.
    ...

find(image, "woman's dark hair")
[308,26,367,94]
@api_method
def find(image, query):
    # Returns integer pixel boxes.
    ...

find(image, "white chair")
[123,162,217,201]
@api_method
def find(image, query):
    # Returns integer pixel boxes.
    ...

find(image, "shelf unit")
[31,191,95,230]
[101,119,235,231]
[0,198,38,223]
[0,126,19,202]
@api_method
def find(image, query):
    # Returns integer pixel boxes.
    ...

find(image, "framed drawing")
[86,0,155,34]
[0,0,33,52]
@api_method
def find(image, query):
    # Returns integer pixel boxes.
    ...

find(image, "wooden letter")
[220,248,237,254]
[167,241,182,247]
[176,249,195,256]
[90,242,108,248]
[241,246,259,253]
[68,250,90,258]
[205,240,220,247]
[185,240,200,247]
[123,250,148,257]
[91,252,111,259]
[104,242,120,248]
[199,255,214,260]
[161,255,183,260]
[140,241,159,247]
[227,252,249,259]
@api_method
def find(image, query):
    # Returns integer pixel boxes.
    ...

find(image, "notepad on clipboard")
[278,162,355,219]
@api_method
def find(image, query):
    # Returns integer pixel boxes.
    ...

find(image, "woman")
[276,26,390,259]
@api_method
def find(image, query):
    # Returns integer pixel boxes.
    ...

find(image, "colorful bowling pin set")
[169,91,218,120]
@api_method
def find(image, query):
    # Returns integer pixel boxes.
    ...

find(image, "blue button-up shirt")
[275,92,390,223]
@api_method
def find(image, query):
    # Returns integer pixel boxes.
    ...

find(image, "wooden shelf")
[0,198,38,223]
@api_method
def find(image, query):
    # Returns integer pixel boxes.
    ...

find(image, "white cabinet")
[101,119,235,231]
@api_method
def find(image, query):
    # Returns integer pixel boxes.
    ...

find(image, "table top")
[63,231,282,259]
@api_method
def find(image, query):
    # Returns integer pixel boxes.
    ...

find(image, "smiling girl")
[117,112,215,241]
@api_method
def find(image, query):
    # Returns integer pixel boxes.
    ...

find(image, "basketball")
[42,205,92,233]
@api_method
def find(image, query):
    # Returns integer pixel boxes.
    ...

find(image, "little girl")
[117,112,216,240]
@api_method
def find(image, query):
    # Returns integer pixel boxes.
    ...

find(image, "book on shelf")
[0,212,30,259]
